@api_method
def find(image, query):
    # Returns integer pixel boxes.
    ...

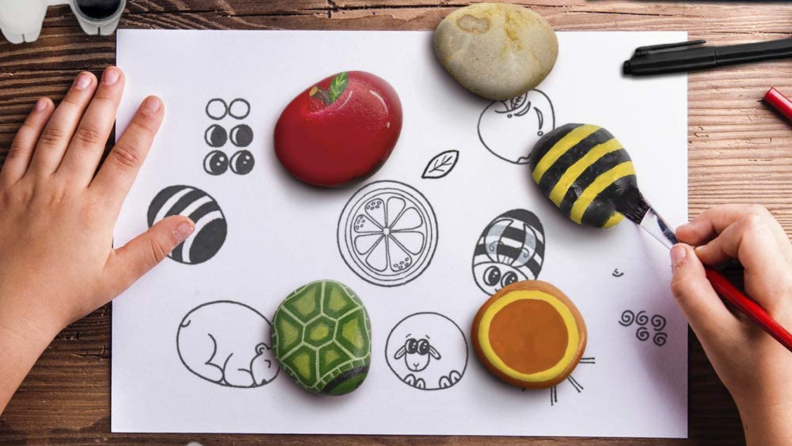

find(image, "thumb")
[106,216,195,295]
[670,243,738,344]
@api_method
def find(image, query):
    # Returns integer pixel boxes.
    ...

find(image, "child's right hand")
[671,205,792,446]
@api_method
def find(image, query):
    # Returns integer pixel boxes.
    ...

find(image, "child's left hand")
[0,68,194,412]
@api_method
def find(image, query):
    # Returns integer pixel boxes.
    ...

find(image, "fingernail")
[670,245,687,269]
[174,221,195,243]
[102,67,120,85]
[143,96,162,113]
[73,73,92,90]
[34,98,48,112]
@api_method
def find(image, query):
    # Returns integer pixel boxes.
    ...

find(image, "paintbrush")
[529,123,792,352]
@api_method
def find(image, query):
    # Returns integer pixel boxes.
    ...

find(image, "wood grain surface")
[2,1,790,445]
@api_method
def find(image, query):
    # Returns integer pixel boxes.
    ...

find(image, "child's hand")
[0,68,194,411]
[671,204,792,446]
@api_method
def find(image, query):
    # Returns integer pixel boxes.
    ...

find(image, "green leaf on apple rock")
[328,72,349,103]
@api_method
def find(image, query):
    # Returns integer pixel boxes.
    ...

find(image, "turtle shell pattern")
[272,280,372,395]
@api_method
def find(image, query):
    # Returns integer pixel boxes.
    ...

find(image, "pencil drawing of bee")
[472,209,545,295]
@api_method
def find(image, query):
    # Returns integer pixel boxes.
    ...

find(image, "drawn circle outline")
[206,98,228,120]
[228,98,251,119]
[337,180,439,287]
[384,312,469,391]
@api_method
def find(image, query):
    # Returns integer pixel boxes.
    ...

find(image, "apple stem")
[309,86,332,105]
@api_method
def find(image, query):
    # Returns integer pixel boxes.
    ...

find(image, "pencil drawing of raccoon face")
[472,209,545,295]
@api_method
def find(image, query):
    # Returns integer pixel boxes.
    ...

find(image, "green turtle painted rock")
[272,280,372,395]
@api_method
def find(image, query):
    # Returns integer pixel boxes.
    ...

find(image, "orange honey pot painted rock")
[472,280,587,389]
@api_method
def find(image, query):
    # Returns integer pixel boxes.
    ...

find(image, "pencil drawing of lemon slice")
[338,181,438,287]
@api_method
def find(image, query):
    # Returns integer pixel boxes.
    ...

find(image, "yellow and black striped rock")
[529,123,637,229]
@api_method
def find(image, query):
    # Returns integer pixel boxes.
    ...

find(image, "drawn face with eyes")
[473,262,528,295]
[472,209,546,295]
[477,89,556,164]
[395,336,441,372]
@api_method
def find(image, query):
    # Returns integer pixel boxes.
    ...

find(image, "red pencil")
[705,266,792,352]
[763,87,792,122]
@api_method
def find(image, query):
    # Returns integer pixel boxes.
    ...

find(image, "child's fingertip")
[143,96,163,114]
[102,66,123,86]
[34,97,50,112]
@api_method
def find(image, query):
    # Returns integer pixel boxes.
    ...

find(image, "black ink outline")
[477,89,556,165]
[651,314,667,332]
[206,98,228,120]
[230,150,255,175]
[203,150,229,176]
[612,268,624,277]
[337,180,439,288]
[384,312,468,391]
[471,209,545,296]
[204,124,228,148]
[421,150,459,180]
[228,98,251,120]
[619,310,635,327]
[147,185,227,265]
[547,357,595,406]
[229,124,253,148]
[619,309,667,347]
[176,300,279,388]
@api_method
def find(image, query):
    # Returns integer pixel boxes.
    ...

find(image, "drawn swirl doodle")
[653,332,668,347]
[651,314,667,332]
[619,310,635,327]
[636,326,650,342]
[636,310,649,326]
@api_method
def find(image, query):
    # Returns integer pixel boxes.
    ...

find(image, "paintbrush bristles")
[616,186,652,225]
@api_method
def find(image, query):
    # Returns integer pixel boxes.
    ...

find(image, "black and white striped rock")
[147,185,227,265]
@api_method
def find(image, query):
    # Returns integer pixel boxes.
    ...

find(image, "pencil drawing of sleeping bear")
[177,301,279,388]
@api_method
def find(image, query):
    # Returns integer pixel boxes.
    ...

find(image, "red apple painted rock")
[274,71,403,187]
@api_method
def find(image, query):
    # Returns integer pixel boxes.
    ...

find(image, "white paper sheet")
[113,29,688,437]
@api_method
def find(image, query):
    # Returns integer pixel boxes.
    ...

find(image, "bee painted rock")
[147,185,227,265]
[472,209,545,295]
[272,280,372,395]
[274,71,403,187]
[434,3,558,100]
[177,301,278,388]
[472,280,587,389]
[530,123,637,229]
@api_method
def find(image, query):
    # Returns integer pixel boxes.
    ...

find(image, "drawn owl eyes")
[483,266,501,286]
[203,150,228,176]
[230,150,255,175]
[405,338,431,355]
[203,98,255,176]
[229,124,253,147]
[205,124,227,147]
[204,124,254,148]
[501,271,518,287]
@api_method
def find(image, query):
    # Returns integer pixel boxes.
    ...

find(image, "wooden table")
[2,1,790,444]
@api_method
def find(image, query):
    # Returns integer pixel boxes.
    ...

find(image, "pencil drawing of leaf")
[422,150,459,179]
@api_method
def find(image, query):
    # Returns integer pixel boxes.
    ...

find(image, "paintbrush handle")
[705,266,792,352]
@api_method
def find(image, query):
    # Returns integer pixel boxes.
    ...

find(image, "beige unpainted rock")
[433,3,559,100]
